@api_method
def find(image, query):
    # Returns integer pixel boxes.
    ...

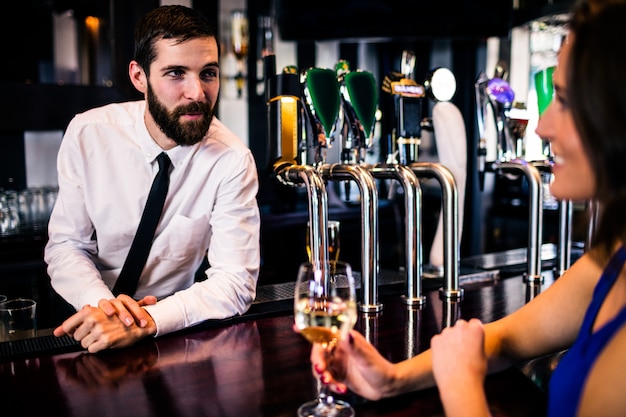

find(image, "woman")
[308,1,626,416]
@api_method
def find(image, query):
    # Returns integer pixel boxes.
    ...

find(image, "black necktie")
[113,152,171,296]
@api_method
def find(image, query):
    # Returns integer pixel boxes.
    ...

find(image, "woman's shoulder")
[578,310,626,416]
[551,251,605,289]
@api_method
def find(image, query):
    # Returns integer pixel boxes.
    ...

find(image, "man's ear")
[129,60,147,94]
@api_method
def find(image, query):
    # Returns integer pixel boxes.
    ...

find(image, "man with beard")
[44,5,260,353]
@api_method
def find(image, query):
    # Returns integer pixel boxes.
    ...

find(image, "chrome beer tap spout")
[531,159,573,277]
[410,162,463,301]
[586,200,599,251]
[279,164,331,267]
[319,162,382,313]
[368,163,424,306]
[557,198,574,276]
[497,159,544,290]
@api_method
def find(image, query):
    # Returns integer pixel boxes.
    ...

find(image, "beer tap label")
[390,79,425,98]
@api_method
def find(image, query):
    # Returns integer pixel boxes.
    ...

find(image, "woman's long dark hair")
[568,0,626,262]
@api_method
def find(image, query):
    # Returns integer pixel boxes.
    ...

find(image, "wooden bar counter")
[0,268,553,417]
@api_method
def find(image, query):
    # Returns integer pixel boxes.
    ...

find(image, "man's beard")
[147,83,214,146]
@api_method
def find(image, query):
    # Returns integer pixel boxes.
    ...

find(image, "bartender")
[45,5,260,353]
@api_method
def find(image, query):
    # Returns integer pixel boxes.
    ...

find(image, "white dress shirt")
[44,100,260,336]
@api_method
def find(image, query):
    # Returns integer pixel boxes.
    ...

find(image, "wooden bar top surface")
[0,272,551,417]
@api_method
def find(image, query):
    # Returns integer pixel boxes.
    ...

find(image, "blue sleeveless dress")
[548,245,626,416]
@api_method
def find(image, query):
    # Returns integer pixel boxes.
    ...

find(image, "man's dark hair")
[133,5,218,76]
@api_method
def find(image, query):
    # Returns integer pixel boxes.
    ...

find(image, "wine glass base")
[297,398,355,417]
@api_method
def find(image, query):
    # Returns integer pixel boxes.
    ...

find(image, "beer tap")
[387,64,464,302]
[338,60,425,307]
[475,70,544,288]
[335,60,372,165]
[534,66,575,276]
[380,55,463,302]
[486,76,517,162]
[381,68,425,165]
[475,71,489,191]
[422,68,467,275]
[410,162,463,301]
[302,66,383,313]
[301,67,339,168]
[266,59,331,269]
[334,60,371,203]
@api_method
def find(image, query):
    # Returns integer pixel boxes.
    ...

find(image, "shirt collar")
[135,100,204,168]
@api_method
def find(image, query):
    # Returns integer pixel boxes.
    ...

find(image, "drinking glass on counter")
[0,298,37,342]
[306,220,341,262]
[17,187,58,230]
[294,260,357,417]
[0,190,20,236]
[0,187,59,236]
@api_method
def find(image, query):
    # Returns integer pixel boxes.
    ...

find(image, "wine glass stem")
[318,383,332,404]
[315,381,341,416]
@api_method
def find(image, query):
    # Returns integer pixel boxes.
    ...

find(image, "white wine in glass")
[294,260,357,417]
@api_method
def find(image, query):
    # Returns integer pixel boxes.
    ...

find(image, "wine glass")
[294,260,357,417]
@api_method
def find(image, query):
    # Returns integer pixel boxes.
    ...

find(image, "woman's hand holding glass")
[294,260,357,417]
